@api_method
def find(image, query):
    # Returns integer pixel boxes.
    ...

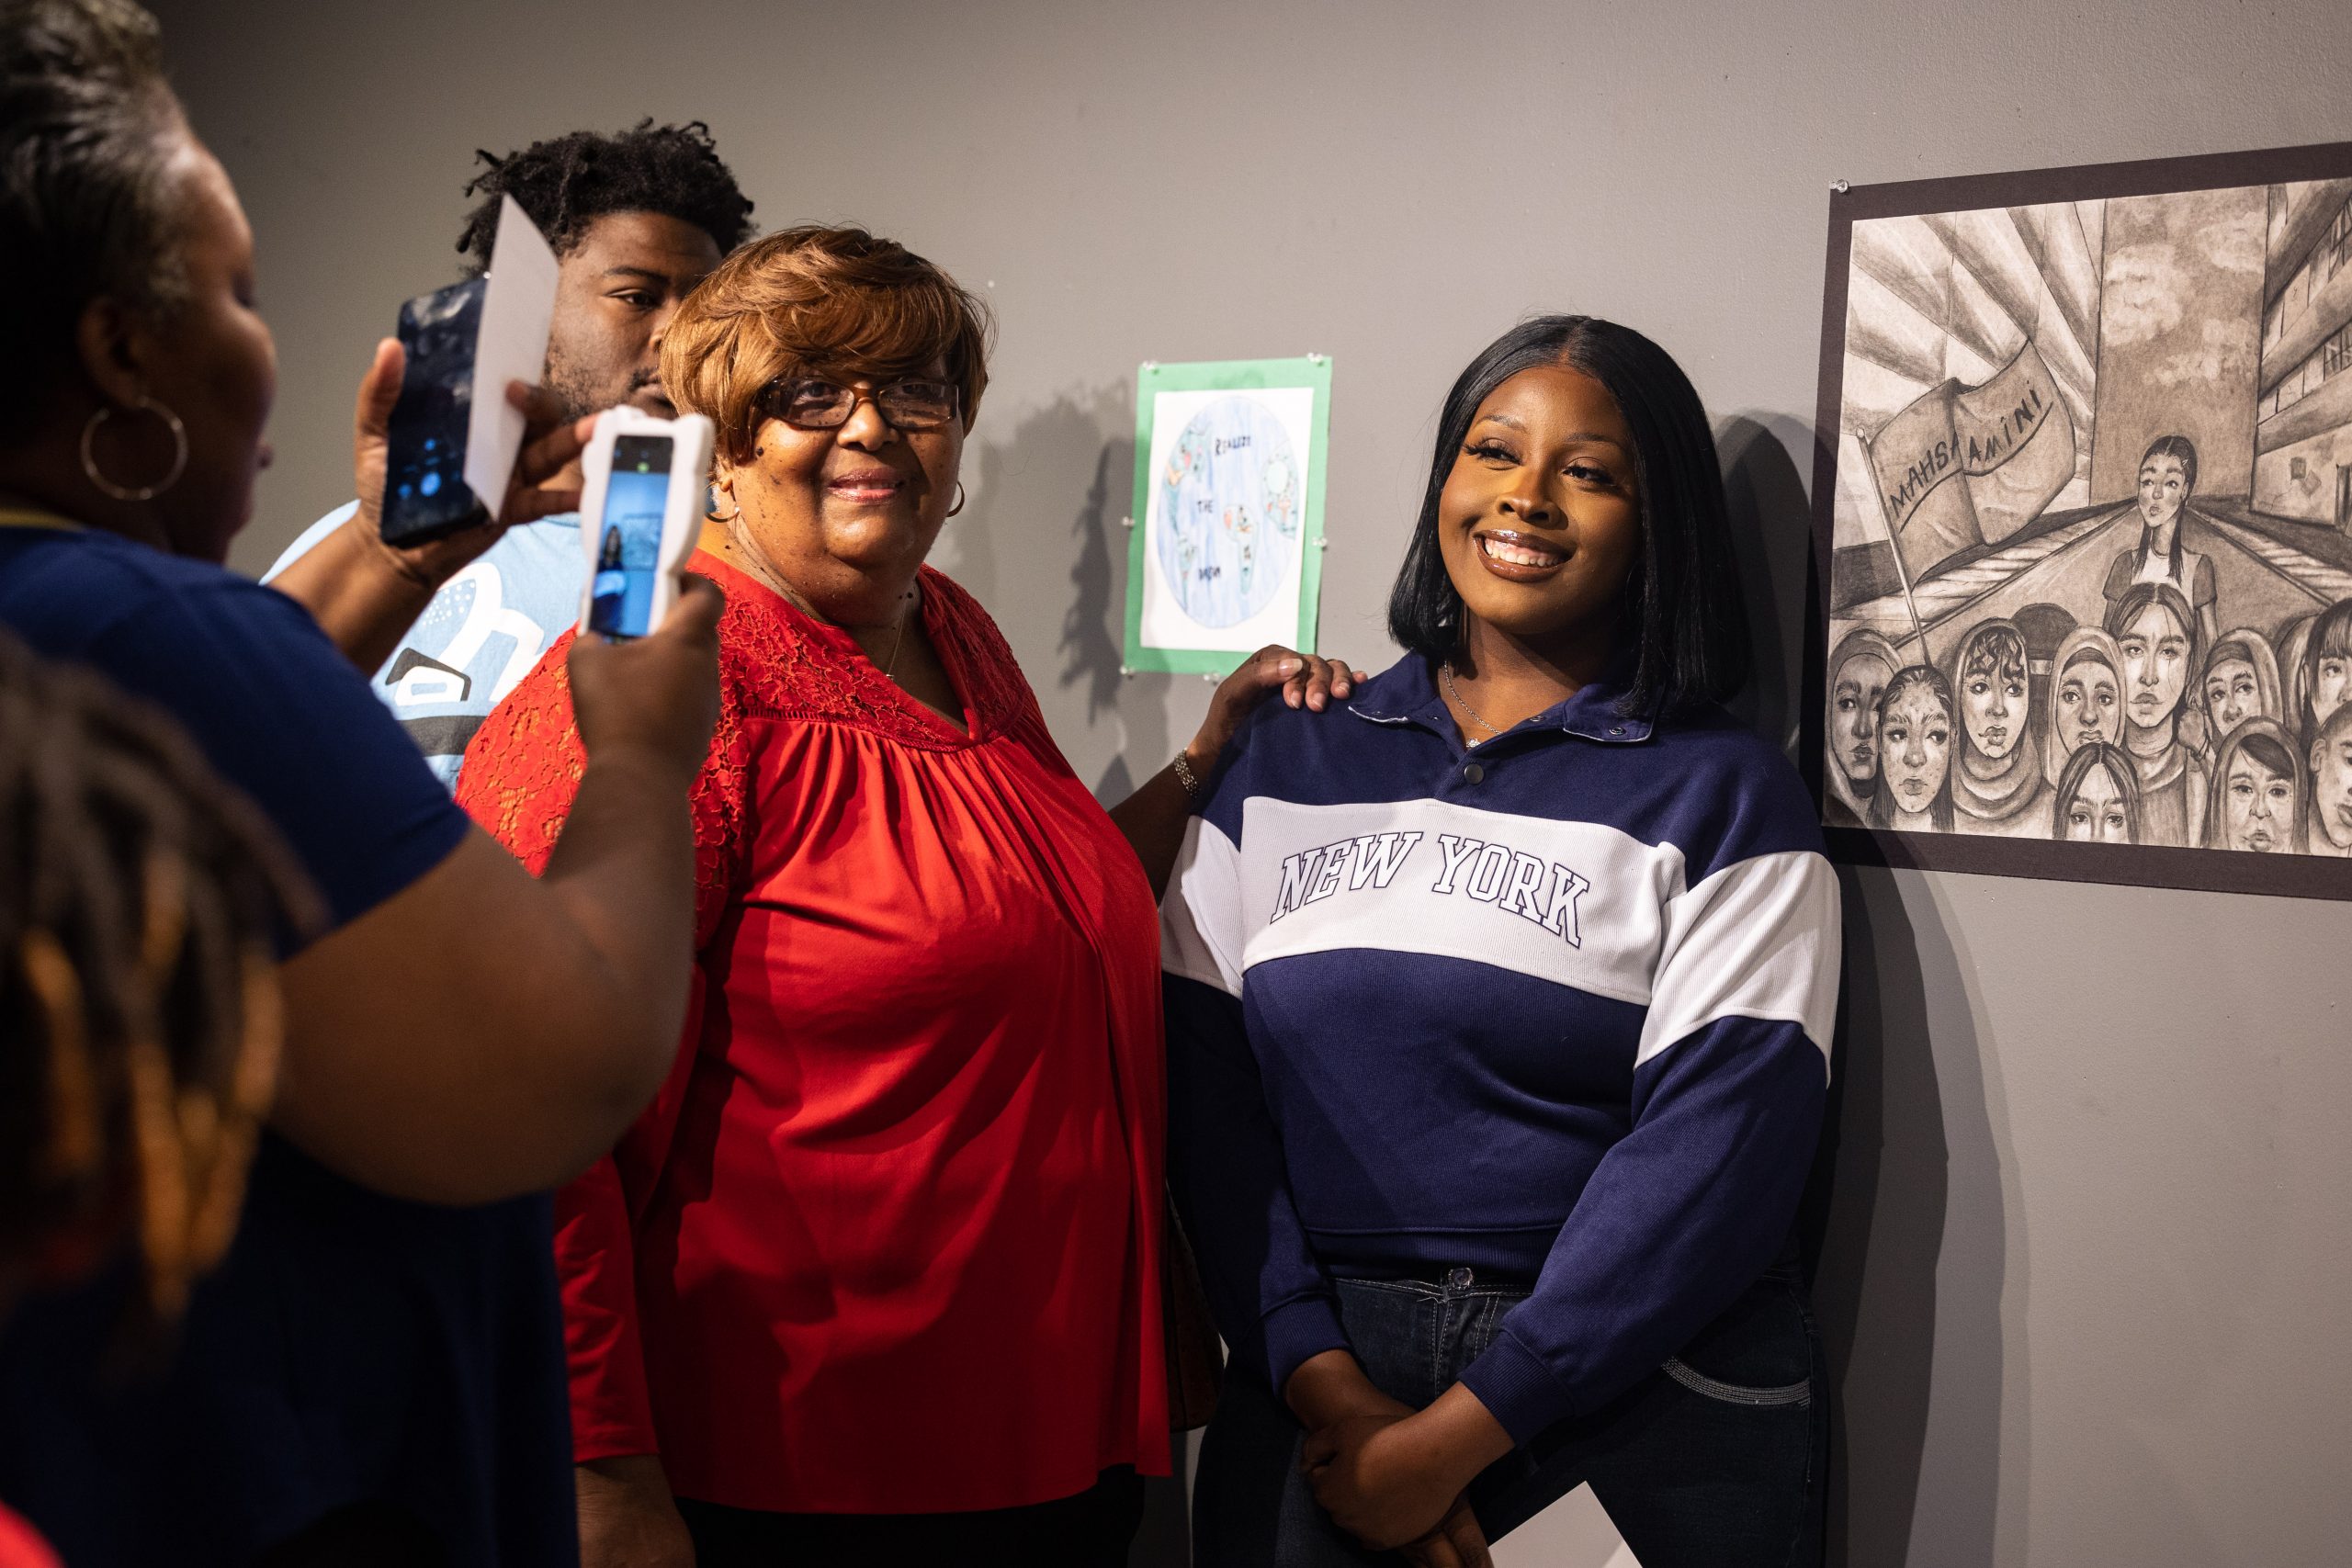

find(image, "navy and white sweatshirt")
[1160,652,1839,1445]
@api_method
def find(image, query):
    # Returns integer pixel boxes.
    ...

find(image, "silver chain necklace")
[1441,660,1504,739]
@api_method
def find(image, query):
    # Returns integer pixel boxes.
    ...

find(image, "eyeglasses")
[757,376,960,432]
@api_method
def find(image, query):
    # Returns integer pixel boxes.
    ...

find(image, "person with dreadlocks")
[0,628,321,1325]
[0,632,319,1568]
[268,118,755,785]
[0,3,723,1563]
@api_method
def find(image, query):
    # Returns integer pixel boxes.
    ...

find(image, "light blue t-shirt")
[267,504,584,790]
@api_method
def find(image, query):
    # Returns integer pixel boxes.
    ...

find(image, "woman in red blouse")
[458,225,1351,1568]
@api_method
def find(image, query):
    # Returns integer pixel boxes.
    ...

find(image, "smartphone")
[380,277,489,545]
[577,409,715,640]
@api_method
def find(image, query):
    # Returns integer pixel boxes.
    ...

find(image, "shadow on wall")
[944,389,1180,807]
[1716,407,2012,1562]
[1718,414,1816,755]
[1811,869,2012,1562]
[1057,431,1151,805]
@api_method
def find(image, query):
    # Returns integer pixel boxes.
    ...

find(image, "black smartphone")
[379,276,488,545]
[585,434,675,640]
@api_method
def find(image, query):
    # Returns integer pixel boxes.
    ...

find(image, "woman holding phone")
[0,3,722,1562]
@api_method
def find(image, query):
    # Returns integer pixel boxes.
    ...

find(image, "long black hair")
[1866,664,1959,831]
[2300,597,2352,746]
[1385,315,1747,717]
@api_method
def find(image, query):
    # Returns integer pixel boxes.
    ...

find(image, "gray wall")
[153,1,2352,1562]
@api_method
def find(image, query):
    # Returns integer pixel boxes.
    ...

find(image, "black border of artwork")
[1804,139,2352,902]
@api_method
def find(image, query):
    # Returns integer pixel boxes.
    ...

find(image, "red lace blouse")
[457,552,1169,1513]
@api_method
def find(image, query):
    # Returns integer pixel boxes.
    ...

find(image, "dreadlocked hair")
[454,118,754,273]
[0,630,322,1324]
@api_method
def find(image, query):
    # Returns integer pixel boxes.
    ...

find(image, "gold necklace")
[722,531,914,682]
[879,603,910,680]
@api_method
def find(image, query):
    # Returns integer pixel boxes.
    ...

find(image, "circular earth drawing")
[1155,395,1302,627]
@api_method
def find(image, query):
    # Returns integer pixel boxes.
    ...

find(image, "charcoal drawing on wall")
[1812,142,2352,898]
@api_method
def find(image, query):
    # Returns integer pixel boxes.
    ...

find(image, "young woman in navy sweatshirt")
[1163,317,1840,1568]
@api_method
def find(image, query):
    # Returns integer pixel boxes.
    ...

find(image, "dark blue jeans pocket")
[1659,1266,1815,1409]
[1470,1266,1825,1565]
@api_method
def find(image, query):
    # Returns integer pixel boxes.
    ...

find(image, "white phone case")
[575,407,715,638]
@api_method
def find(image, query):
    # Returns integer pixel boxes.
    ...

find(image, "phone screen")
[587,434,674,639]
[381,277,487,544]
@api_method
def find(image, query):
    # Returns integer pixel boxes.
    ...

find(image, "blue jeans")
[1193,1262,1825,1567]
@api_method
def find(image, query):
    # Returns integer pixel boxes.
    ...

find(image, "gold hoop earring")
[946,481,967,518]
[81,396,188,503]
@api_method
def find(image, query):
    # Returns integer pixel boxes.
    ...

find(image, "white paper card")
[464,196,560,521]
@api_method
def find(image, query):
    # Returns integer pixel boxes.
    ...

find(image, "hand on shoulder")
[1184,644,1360,779]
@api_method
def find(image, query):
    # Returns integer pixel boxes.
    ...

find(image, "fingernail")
[1277,658,1304,674]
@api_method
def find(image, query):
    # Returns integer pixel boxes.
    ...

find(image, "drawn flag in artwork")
[1863,340,2078,584]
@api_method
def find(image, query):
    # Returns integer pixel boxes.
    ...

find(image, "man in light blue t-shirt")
[272,500,593,787]
[269,122,755,787]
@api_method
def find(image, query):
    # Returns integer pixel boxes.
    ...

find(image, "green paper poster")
[1124,355,1331,674]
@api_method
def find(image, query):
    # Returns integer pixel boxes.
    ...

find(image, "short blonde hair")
[662,224,993,466]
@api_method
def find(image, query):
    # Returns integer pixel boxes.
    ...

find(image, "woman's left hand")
[1104,647,1359,901]
[1182,645,1358,775]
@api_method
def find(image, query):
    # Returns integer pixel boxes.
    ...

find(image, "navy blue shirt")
[1161,654,1840,1443]
[0,526,575,1567]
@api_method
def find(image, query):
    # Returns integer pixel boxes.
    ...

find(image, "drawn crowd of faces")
[1826,442,2352,858]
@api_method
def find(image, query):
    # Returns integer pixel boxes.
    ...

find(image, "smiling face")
[718,357,964,614]
[2312,726,2352,850]
[2119,601,2190,734]
[2056,655,2123,751]
[2202,655,2260,737]
[1435,364,1643,660]
[1831,651,1894,784]
[2137,452,2189,530]
[1877,682,1951,818]
[1959,649,2027,761]
[2222,747,2296,852]
[543,212,723,423]
[2062,761,2132,843]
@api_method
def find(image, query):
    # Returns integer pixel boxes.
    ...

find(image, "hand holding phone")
[578,408,715,641]
[379,277,488,544]
[377,196,560,547]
